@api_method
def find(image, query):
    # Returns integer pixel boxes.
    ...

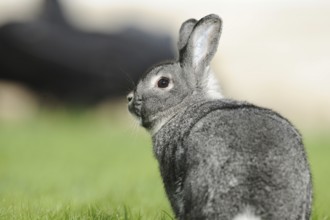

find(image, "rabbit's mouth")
[128,100,155,129]
[128,99,143,123]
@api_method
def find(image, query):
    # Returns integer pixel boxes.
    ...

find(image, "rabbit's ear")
[178,18,197,51]
[182,14,222,73]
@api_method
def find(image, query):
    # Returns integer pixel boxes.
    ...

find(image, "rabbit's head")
[128,14,222,134]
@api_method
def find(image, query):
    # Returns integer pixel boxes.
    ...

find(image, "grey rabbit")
[127,14,312,220]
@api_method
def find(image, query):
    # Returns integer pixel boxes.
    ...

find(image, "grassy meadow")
[0,103,329,219]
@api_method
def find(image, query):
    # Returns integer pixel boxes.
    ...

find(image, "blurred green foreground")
[0,104,329,219]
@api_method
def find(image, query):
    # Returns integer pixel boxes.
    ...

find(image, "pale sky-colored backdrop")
[0,0,329,131]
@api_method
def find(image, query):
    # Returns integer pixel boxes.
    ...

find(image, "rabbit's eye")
[157,77,170,88]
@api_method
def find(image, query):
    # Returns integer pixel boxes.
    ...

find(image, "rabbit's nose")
[127,92,133,103]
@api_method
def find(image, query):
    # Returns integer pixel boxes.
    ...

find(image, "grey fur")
[128,14,312,220]
[178,19,197,51]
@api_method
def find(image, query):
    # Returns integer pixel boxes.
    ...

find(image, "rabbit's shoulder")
[186,99,301,141]
[183,100,303,160]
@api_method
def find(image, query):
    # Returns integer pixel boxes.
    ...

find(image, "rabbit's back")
[182,101,312,220]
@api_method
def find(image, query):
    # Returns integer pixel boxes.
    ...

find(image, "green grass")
[305,135,330,220]
[0,106,329,219]
[0,108,172,219]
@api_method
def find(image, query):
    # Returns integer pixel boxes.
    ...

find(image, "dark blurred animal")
[0,0,174,104]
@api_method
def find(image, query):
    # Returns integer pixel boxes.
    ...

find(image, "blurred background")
[0,0,329,219]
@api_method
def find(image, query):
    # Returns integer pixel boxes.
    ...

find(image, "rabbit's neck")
[149,98,193,136]
[149,94,221,136]
[150,113,179,136]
